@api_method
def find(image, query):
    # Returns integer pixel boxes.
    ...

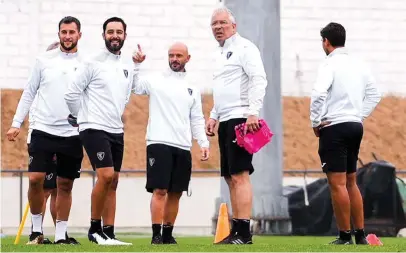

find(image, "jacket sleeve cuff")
[209,112,219,121]
[200,140,210,148]
[12,120,22,128]
[311,121,320,128]
[248,109,260,117]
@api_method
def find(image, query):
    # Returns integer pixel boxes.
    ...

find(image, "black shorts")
[28,130,83,180]
[218,118,254,177]
[44,154,57,189]
[27,144,57,189]
[318,122,363,174]
[79,129,124,172]
[145,144,192,193]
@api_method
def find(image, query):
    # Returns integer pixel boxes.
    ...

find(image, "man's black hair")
[320,22,346,47]
[103,17,127,33]
[58,16,81,32]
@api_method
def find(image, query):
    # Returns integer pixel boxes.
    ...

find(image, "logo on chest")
[187,88,193,96]
[226,51,233,60]
[123,69,128,78]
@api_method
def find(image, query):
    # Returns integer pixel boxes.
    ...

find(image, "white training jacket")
[310,47,382,128]
[12,47,82,137]
[132,67,209,151]
[64,48,135,134]
[210,33,268,122]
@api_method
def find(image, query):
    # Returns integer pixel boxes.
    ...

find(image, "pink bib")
[234,119,273,154]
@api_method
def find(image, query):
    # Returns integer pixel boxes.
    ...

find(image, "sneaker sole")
[26,235,44,245]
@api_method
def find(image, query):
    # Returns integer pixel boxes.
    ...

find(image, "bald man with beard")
[132,42,210,244]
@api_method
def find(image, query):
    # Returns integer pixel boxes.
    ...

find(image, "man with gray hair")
[206,7,267,245]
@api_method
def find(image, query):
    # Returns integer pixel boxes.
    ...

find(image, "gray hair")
[46,41,60,51]
[211,6,236,24]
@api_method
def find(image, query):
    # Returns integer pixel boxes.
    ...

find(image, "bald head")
[168,42,190,72]
[168,42,189,55]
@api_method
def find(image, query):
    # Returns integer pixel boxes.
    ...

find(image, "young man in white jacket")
[310,22,381,245]
[132,42,210,244]
[26,41,74,245]
[64,17,132,246]
[7,17,83,245]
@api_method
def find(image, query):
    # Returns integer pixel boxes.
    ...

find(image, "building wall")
[1,0,405,95]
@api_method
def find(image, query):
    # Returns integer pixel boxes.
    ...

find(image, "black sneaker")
[68,237,80,245]
[54,239,72,244]
[88,229,111,245]
[27,232,44,245]
[65,232,80,245]
[163,236,177,244]
[228,233,253,245]
[214,233,234,244]
[151,234,163,244]
[329,238,354,245]
[355,236,369,245]
[42,238,52,244]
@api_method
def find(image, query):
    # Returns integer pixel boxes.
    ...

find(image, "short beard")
[105,39,124,54]
[169,62,185,72]
[60,41,77,52]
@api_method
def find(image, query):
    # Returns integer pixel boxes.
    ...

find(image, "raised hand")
[132,44,146,63]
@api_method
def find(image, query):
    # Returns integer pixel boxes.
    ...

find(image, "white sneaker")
[106,236,132,245]
[88,231,114,245]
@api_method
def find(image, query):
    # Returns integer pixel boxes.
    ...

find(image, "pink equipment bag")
[234,119,273,154]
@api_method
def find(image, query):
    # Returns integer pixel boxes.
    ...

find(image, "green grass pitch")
[1,234,406,252]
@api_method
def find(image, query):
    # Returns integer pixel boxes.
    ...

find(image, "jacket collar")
[103,47,121,60]
[221,32,239,49]
[164,68,187,78]
[58,47,78,58]
[328,47,348,58]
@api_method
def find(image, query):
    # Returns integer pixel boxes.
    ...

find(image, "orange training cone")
[214,203,231,243]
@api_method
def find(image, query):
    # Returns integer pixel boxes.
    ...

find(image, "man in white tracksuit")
[310,22,381,245]
[7,17,83,245]
[132,42,210,245]
[205,7,268,245]
[64,16,133,246]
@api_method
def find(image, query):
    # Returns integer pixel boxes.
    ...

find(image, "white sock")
[55,220,68,242]
[31,213,43,233]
